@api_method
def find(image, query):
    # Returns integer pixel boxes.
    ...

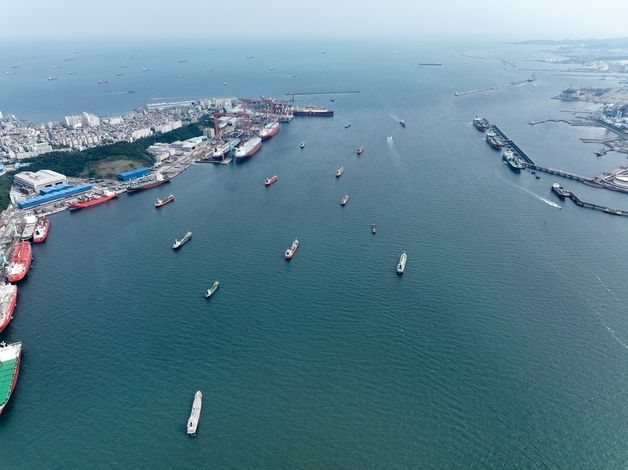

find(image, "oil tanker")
[0,284,17,334]
[6,241,32,283]
[235,137,263,161]
[0,341,22,415]
[293,106,334,117]
[127,173,170,193]
[259,122,280,141]
[69,190,118,210]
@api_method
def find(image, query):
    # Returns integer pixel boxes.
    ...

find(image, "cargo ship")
[265,175,278,186]
[235,137,262,161]
[259,122,280,141]
[205,281,220,299]
[356,146,365,155]
[173,231,192,250]
[485,130,505,150]
[502,149,524,172]
[336,166,344,177]
[0,341,22,415]
[285,239,299,260]
[155,194,174,208]
[69,190,118,210]
[21,213,37,240]
[6,241,32,283]
[32,217,50,243]
[0,284,17,334]
[341,194,350,206]
[397,251,407,275]
[187,391,202,436]
[473,115,490,132]
[551,182,571,199]
[127,173,170,193]
[293,106,334,117]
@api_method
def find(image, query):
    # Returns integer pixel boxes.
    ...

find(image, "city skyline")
[3,0,628,39]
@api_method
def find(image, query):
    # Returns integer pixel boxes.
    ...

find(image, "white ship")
[21,213,38,240]
[187,391,202,436]
[397,251,407,275]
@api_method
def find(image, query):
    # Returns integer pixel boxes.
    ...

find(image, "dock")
[455,76,535,97]
[563,187,627,216]
[285,90,360,98]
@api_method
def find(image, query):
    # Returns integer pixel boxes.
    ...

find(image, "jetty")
[455,76,535,97]
[560,186,628,217]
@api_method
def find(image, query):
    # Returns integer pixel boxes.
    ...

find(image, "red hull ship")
[6,241,32,283]
[155,194,175,208]
[69,191,118,210]
[32,217,51,243]
[0,284,18,334]
[265,175,278,186]
[259,122,280,141]
[284,239,299,260]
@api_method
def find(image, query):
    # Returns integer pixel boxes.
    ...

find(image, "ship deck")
[0,352,18,406]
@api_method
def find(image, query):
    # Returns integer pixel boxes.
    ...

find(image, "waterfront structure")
[117,167,151,182]
[14,170,67,194]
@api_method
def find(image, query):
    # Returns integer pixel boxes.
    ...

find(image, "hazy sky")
[4,0,628,39]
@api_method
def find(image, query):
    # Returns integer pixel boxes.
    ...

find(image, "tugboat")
[187,391,202,436]
[300,141,305,149]
[371,224,377,234]
[205,281,220,299]
[356,146,365,155]
[155,194,174,208]
[265,175,278,186]
[172,231,192,250]
[341,194,350,206]
[336,166,344,177]
[551,181,571,199]
[399,120,406,128]
[285,239,299,260]
[396,251,407,275]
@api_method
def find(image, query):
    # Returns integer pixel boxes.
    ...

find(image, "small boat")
[356,146,365,155]
[33,216,51,243]
[205,281,220,299]
[345,123,352,128]
[265,175,278,186]
[155,194,174,208]
[341,194,349,206]
[371,224,377,234]
[300,141,305,149]
[336,166,344,177]
[397,251,407,275]
[47,76,57,81]
[187,391,202,436]
[285,239,299,260]
[399,120,406,127]
[173,231,192,250]
[97,80,109,84]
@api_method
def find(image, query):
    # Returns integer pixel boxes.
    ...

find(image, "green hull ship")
[0,341,22,415]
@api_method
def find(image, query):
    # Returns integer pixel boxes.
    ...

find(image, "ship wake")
[501,178,561,209]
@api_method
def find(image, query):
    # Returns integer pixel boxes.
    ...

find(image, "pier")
[285,90,360,98]
[567,190,627,217]
[490,125,536,165]
[455,76,535,97]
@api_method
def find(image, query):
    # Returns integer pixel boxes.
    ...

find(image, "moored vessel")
[473,115,490,131]
[32,217,50,243]
[187,391,202,436]
[20,213,37,240]
[235,137,263,161]
[6,241,32,283]
[265,175,278,186]
[397,251,407,275]
[259,122,280,141]
[485,130,505,150]
[502,149,524,172]
[551,181,571,199]
[68,190,118,210]
[155,194,175,208]
[336,166,344,177]
[173,232,192,250]
[0,341,22,415]
[293,106,334,117]
[0,284,18,334]
[284,239,299,260]
[340,194,349,206]
[356,146,365,155]
[205,281,220,299]
[127,173,170,193]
